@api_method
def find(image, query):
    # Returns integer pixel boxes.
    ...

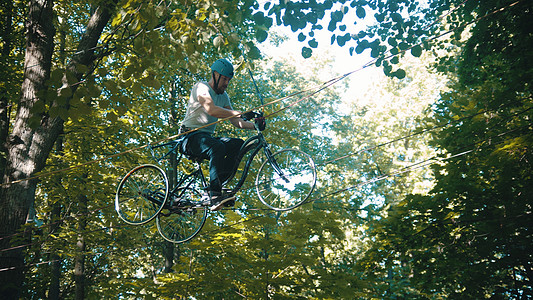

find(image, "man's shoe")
[170,198,192,209]
[224,199,235,207]
[209,194,236,211]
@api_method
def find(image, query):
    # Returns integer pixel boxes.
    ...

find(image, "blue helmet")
[211,59,234,79]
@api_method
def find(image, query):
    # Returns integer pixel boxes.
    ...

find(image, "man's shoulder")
[193,81,212,99]
[193,81,209,90]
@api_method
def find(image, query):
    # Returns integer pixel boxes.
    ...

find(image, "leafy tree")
[358,0,533,298]
[4,0,530,298]
[3,0,407,293]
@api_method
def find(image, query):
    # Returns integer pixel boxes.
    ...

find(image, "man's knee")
[220,137,244,150]
[208,140,226,158]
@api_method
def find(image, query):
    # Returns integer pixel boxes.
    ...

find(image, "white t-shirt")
[182,81,232,134]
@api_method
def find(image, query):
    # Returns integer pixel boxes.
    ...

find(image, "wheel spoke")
[256,149,316,211]
[115,165,168,225]
[156,186,207,244]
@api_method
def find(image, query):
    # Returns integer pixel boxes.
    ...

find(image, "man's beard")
[214,86,226,94]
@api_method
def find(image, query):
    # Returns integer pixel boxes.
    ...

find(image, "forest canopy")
[0,0,531,298]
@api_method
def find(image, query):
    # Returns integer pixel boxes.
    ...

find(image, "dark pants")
[184,132,244,195]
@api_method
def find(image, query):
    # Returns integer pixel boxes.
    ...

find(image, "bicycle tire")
[115,164,169,225]
[156,186,207,244]
[256,148,317,211]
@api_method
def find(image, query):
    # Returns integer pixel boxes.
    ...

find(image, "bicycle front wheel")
[156,186,207,244]
[115,164,168,225]
[256,149,317,211]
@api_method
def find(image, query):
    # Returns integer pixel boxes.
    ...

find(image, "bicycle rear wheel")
[256,149,316,211]
[115,164,168,225]
[156,186,208,244]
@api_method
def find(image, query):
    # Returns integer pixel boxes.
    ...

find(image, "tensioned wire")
[0,104,521,253]
[0,0,522,187]
[3,98,529,248]
[0,0,527,252]
[4,97,529,245]
[0,98,533,251]
[0,0,526,244]
[2,122,530,272]
[1,102,529,261]
[0,0,527,264]
[198,123,533,240]
[1,102,527,248]
[0,0,516,111]
[2,100,531,247]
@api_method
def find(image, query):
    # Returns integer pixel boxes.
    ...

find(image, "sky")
[256,6,384,107]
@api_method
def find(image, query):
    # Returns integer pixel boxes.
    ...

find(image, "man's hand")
[241,111,258,121]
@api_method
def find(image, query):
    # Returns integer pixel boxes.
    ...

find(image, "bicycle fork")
[263,147,290,183]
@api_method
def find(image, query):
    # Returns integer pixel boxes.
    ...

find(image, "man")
[180,58,265,211]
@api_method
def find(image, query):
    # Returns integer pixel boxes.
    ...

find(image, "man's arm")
[228,109,255,130]
[198,95,255,129]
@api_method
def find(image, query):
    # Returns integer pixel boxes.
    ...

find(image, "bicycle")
[115,115,317,244]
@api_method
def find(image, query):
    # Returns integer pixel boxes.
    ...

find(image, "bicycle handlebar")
[241,111,262,122]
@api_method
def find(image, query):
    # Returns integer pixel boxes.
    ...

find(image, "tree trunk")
[0,1,55,297]
[74,193,87,300]
[48,202,62,300]
[163,77,182,273]
[0,0,14,181]
[163,151,176,273]
[49,136,64,300]
[0,0,118,296]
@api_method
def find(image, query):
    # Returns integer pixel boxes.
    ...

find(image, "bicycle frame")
[224,132,265,194]
[152,130,281,199]
[117,126,316,244]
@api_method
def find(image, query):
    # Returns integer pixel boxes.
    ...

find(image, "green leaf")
[393,68,406,79]
[390,12,403,23]
[28,115,41,129]
[370,43,380,58]
[253,12,265,25]
[106,111,118,122]
[31,100,46,114]
[255,29,268,42]
[301,47,312,58]
[59,87,72,98]
[75,63,89,74]
[356,7,366,18]
[387,37,398,47]
[50,68,64,84]
[327,19,337,31]
[248,45,261,59]
[411,45,423,57]
[370,48,379,58]
[331,10,343,22]
[131,82,142,94]
[338,33,351,46]
[149,78,161,90]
